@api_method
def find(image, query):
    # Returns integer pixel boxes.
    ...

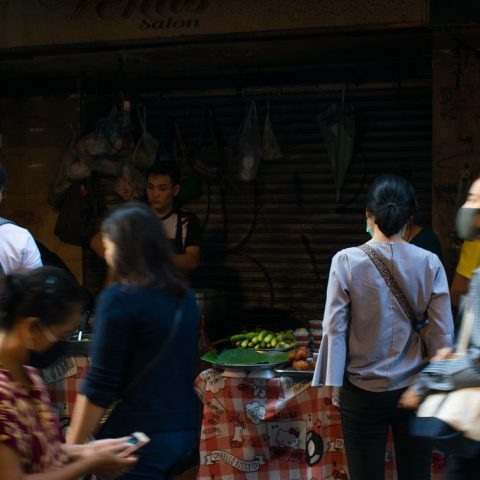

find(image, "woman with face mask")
[0,266,137,479]
[313,175,454,480]
[67,202,200,480]
[400,177,480,479]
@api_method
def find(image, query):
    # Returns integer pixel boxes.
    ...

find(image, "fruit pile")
[230,329,295,350]
[288,346,316,371]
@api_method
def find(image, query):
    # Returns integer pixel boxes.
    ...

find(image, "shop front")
[1,1,479,478]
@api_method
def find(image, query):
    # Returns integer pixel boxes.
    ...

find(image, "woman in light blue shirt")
[313,175,454,480]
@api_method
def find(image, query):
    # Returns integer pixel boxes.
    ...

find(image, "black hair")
[146,162,181,186]
[0,266,84,331]
[366,175,417,237]
[101,202,187,297]
[0,162,6,187]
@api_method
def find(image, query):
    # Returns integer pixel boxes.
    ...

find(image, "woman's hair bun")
[366,175,416,237]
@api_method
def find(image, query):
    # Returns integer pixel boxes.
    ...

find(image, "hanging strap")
[357,244,421,333]
[136,104,147,132]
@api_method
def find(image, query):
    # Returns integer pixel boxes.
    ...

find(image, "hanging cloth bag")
[129,104,158,170]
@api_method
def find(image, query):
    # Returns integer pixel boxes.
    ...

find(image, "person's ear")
[19,317,40,348]
[173,184,180,197]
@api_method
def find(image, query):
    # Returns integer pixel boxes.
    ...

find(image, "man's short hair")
[0,162,6,187]
[146,162,181,186]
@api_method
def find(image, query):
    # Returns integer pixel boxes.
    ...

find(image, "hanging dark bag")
[54,178,103,246]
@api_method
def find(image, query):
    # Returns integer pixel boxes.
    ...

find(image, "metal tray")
[274,368,315,378]
[247,346,294,353]
[206,360,289,371]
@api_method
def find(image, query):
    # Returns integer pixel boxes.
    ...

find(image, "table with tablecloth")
[42,350,90,437]
[194,368,445,480]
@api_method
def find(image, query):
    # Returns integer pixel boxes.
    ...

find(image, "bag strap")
[136,104,147,132]
[357,244,419,331]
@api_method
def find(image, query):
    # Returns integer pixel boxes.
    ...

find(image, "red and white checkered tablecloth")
[44,355,90,438]
[195,369,445,480]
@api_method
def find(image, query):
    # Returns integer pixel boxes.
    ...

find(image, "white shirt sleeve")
[22,233,43,270]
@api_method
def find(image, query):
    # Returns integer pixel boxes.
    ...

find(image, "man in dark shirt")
[146,162,201,271]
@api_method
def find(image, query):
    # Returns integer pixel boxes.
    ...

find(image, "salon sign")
[0,0,427,49]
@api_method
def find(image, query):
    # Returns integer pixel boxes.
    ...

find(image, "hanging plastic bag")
[78,102,134,157]
[262,102,282,160]
[48,148,75,209]
[238,101,262,182]
[129,104,158,170]
[86,157,122,177]
[67,157,91,180]
[77,108,119,157]
[48,127,88,209]
[113,162,146,202]
[191,108,224,179]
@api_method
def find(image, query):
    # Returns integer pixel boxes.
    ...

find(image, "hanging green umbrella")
[317,87,356,202]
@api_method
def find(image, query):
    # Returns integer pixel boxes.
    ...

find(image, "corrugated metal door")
[83,81,432,329]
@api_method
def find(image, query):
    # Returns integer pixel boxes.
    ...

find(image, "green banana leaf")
[202,348,289,366]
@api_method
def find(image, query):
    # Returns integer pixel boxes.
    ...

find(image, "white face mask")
[366,220,374,238]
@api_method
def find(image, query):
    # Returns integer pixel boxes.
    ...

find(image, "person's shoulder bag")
[357,243,428,357]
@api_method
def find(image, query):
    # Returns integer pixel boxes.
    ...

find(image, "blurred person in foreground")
[401,176,480,479]
[313,175,454,480]
[0,161,42,274]
[449,239,480,313]
[0,266,136,479]
[67,202,200,479]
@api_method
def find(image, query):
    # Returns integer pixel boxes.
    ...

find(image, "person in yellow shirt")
[450,239,480,309]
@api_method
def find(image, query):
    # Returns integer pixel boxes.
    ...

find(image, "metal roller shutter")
[83,80,432,329]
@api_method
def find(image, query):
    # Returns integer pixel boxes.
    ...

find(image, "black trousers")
[445,454,480,480]
[339,380,432,480]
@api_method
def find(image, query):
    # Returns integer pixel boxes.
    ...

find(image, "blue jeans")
[99,430,198,480]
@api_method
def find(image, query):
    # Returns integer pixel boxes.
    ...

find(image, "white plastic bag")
[129,104,158,170]
[238,101,262,182]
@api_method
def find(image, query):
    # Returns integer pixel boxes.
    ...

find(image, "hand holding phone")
[120,432,150,457]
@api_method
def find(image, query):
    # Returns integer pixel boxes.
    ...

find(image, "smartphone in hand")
[120,432,150,457]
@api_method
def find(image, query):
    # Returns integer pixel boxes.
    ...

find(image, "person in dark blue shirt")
[67,202,200,479]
